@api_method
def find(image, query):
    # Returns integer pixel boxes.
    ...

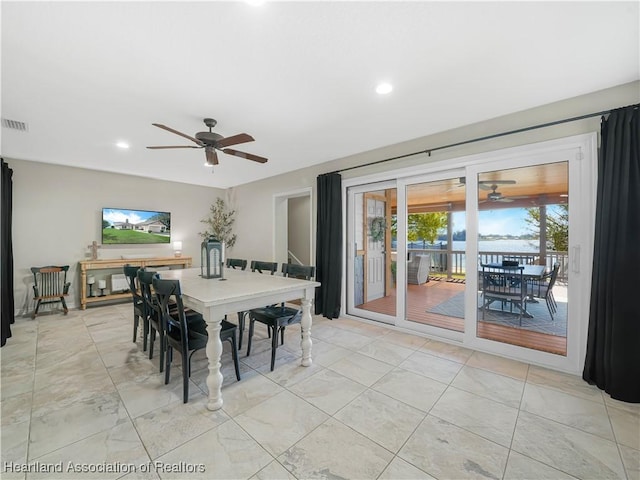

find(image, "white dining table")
[160,267,320,411]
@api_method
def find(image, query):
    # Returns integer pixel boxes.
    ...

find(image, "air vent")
[1,118,28,132]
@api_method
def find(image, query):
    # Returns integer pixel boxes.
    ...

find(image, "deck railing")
[406,248,569,282]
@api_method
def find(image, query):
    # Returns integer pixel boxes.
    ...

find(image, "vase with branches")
[200,198,237,248]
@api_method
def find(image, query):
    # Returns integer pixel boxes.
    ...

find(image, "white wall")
[9,160,224,314]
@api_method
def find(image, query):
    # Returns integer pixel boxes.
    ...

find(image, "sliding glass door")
[344,134,596,373]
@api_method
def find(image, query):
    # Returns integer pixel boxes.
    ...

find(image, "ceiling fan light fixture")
[116,141,130,149]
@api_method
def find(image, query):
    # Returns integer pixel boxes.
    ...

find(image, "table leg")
[204,308,224,411]
[300,293,313,367]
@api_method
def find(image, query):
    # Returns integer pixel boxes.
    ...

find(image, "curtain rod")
[330,103,639,175]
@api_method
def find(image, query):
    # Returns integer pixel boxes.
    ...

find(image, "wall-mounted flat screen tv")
[102,208,171,244]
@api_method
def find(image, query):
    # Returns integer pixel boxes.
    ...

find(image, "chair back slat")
[226,258,248,270]
[282,263,315,281]
[250,261,278,275]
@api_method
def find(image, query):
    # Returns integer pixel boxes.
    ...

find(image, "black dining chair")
[153,277,240,403]
[225,258,247,270]
[138,269,203,373]
[246,264,315,371]
[123,265,147,351]
[233,260,278,350]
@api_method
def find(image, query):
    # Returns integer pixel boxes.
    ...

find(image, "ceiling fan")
[481,184,514,203]
[147,118,268,167]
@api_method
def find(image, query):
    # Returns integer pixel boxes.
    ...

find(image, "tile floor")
[1,303,638,480]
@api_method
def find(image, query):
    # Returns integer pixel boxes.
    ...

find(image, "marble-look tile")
[503,451,578,479]
[251,460,297,480]
[608,405,640,450]
[333,318,391,338]
[466,351,529,380]
[604,395,640,416]
[619,445,640,480]
[299,339,351,367]
[87,322,135,345]
[334,389,425,453]
[452,365,524,408]
[242,343,298,370]
[430,386,518,447]
[357,338,415,366]
[399,350,462,384]
[218,371,284,417]
[520,383,614,440]
[278,417,393,479]
[133,395,229,459]
[95,340,153,369]
[289,368,367,415]
[372,368,447,412]
[511,411,626,479]
[312,326,375,350]
[27,420,151,479]
[115,373,199,419]
[383,330,429,349]
[31,369,116,418]
[420,339,473,364]
[1,357,35,401]
[327,352,394,387]
[235,390,328,456]
[378,457,436,480]
[28,391,130,460]
[399,415,509,480]
[0,420,29,466]
[1,392,33,426]
[527,365,604,403]
[155,419,272,479]
[258,357,323,388]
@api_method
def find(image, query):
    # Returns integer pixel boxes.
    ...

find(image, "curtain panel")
[314,173,342,319]
[1,159,15,347]
[583,105,639,403]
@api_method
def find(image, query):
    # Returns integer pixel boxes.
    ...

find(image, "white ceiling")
[2,1,638,189]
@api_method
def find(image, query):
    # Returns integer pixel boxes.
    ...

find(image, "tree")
[200,198,237,247]
[408,212,447,247]
[525,204,568,251]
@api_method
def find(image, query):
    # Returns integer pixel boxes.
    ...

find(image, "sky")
[103,209,161,225]
[452,208,533,236]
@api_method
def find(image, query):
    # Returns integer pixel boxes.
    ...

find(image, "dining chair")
[123,265,147,350]
[153,277,240,403]
[531,263,560,320]
[138,269,202,373]
[246,263,315,371]
[233,260,278,350]
[480,263,528,325]
[225,258,247,270]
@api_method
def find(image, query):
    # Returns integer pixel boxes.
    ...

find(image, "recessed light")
[203,162,214,167]
[376,83,393,95]
[116,141,130,149]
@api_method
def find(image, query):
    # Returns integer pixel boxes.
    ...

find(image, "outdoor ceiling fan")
[147,118,268,167]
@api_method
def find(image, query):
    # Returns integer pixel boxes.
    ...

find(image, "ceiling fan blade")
[496,197,514,202]
[478,183,494,191]
[222,148,268,164]
[146,145,201,149]
[152,123,203,145]
[206,148,219,166]
[215,133,255,149]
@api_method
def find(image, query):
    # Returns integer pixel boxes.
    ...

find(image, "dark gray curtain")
[315,173,342,319]
[583,105,639,403]
[1,159,15,347]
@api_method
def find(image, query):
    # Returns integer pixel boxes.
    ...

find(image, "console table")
[78,256,192,310]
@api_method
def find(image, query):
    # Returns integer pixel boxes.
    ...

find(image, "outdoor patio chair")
[407,254,430,285]
[530,263,560,320]
[480,264,528,325]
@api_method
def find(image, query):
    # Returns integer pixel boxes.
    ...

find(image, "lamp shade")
[173,241,182,251]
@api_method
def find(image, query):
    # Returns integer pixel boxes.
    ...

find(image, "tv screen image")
[102,208,171,244]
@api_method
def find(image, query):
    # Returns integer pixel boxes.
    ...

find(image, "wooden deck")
[356,279,567,356]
